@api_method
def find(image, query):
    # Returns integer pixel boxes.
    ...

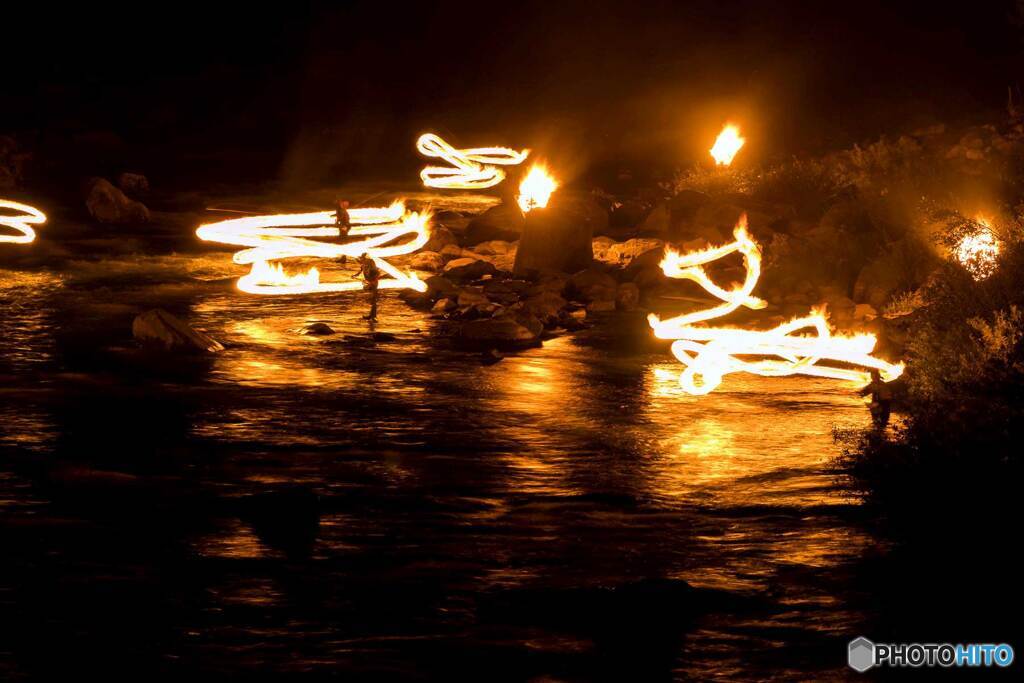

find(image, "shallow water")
[0,192,947,679]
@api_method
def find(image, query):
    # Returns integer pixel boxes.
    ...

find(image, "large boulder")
[117,172,149,196]
[464,202,525,245]
[132,309,223,353]
[444,257,498,282]
[424,225,459,253]
[410,251,445,272]
[514,193,605,275]
[86,178,150,224]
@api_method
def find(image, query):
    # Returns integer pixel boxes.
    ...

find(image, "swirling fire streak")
[0,199,46,244]
[648,215,904,395]
[196,202,430,295]
[417,133,529,189]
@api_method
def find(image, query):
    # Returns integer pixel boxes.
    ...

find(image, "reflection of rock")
[514,194,605,275]
[464,203,525,245]
[86,178,150,224]
[411,251,445,272]
[132,309,223,352]
[301,322,335,335]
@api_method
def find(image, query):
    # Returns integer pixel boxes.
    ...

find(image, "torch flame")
[196,201,430,295]
[417,133,529,189]
[649,214,904,395]
[954,218,1000,280]
[710,124,745,166]
[0,199,46,244]
[517,163,558,213]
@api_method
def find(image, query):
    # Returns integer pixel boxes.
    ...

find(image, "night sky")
[5,1,1024,185]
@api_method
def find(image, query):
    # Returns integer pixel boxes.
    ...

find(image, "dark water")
[0,193,1008,680]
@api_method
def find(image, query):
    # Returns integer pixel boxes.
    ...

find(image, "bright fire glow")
[955,219,1000,280]
[710,124,745,166]
[196,201,430,295]
[517,164,558,213]
[648,215,904,395]
[0,199,46,244]
[417,133,529,189]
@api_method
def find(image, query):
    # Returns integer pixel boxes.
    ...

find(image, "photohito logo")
[848,637,1014,671]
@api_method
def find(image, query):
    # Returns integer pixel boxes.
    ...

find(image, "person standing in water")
[335,200,352,267]
[858,368,893,430]
[358,254,381,321]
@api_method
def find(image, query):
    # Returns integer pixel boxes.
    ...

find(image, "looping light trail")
[196,201,430,295]
[0,199,46,244]
[417,133,529,189]
[648,215,904,395]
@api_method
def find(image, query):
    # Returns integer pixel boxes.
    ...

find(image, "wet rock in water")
[521,291,568,326]
[301,322,335,335]
[85,177,150,224]
[459,312,542,345]
[445,257,498,282]
[480,349,505,365]
[411,251,445,272]
[239,486,320,559]
[566,267,618,303]
[616,282,640,311]
[132,308,223,353]
[482,278,529,305]
[464,202,525,245]
[117,172,149,196]
[514,193,605,275]
[431,297,457,314]
[424,225,459,253]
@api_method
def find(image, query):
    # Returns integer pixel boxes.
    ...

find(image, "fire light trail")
[0,199,46,244]
[196,202,430,295]
[710,124,745,166]
[516,163,558,213]
[417,133,529,189]
[648,215,904,395]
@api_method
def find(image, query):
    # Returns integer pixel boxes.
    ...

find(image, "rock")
[424,225,459,253]
[482,279,529,305]
[473,239,513,256]
[117,172,149,196]
[440,243,468,260]
[632,264,665,291]
[300,322,335,335]
[609,199,653,229]
[667,189,711,225]
[445,258,498,282]
[459,314,541,345]
[514,193,605,275]
[854,303,878,321]
[464,202,525,245]
[480,349,505,365]
[132,309,223,353]
[591,236,618,262]
[521,291,568,325]
[587,299,616,313]
[85,178,150,224]
[624,247,667,283]
[566,267,618,303]
[616,282,640,311]
[425,275,458,299]
[527,270,569,296]
[637,203,670,236]
[411,251,445,272]
[432,298,457,313]
[457,287,489,307]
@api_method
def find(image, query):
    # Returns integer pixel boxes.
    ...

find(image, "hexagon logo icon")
[848,637,876,672]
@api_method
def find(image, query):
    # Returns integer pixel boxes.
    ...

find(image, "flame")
[649,215,904,395]
[196,201,430,295]
[517,163,558,213]
[954,218,1000,280]
[0,199,46,244]
[710,124,745,166]
[417,133,529,189]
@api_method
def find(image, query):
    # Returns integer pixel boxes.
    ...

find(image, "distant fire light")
[710,124,745,166]
[955,219,1001,280]
[516,164,558,213]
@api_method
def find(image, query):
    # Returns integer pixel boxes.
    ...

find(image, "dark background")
[4,1,1024,188]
